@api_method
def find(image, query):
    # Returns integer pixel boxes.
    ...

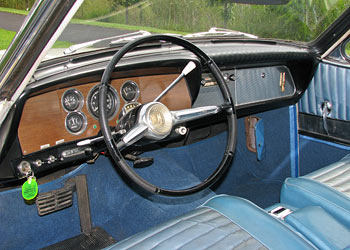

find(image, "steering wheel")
[99,35,237,196]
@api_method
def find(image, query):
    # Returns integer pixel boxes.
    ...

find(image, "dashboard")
[18,71,191,155]
[0,41,317,181]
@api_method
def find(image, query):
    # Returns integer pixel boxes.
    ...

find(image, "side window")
[342,38,350,62]
[327,37,350,64]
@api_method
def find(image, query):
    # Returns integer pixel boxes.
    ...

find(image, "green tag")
[22,177,38,200]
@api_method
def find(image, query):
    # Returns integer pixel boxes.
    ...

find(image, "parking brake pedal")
[36,179,75,216]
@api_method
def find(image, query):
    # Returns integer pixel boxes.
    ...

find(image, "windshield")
[0,0,349,58]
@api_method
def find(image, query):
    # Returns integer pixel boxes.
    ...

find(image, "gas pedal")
[36,181,75,216]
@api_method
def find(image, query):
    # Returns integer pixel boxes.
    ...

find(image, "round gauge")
[61,89,84,112]
[65,112,87,135]
[87,85,120,120]
[120,81,140,102]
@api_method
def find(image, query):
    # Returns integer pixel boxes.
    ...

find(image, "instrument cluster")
[61,81,141,135]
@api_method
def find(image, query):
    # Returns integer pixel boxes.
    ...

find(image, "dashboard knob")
[34,159,43,167]
[47,155,56,164]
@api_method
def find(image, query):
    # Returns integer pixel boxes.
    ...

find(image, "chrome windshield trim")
[184,27,258,39]
[64,30,151,55]
[321,29,350,59]
[0,0,84,127]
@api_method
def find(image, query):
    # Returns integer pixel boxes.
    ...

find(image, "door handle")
[321,101,332,135]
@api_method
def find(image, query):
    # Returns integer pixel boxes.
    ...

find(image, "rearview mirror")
[232,0,290,4]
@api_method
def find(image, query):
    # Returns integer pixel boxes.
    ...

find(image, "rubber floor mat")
[41,227,116,250]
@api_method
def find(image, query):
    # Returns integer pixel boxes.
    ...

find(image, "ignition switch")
[17,161,32,177]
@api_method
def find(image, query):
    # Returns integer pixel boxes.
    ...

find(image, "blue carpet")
[299,136,350,176]
[0,153,214,250]
[210,107,293,208]
[142,106,294,208]
[0,106,302,249]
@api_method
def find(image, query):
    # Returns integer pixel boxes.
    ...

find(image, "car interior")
[0,1,350,249]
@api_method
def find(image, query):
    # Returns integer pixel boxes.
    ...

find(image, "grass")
[0,28,73,50]
[0,6,187,35]
[0,6,28,15]
[52,41,74,48]
[0,28,16,49]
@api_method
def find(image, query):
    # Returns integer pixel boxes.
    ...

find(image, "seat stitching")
[312,167,350,183]
[321,173,350,184]
[201,205,270,249]
[284,179,350,215]
[235,237,254,248]
[325,178,350,190]
[123,208,212,249]
[204,231,235,249]
[321,182,350,195]
[307,161,349,179]
[307,161,348,178]
[191,214,232,228]
[189,219,232,231]
[189,211,221,224]
[154,213,234,249]
[203,228,249,250]
[178,225,228,249]
[150,222,202,249]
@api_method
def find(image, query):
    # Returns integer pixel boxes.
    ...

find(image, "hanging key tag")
[22,172,38,201]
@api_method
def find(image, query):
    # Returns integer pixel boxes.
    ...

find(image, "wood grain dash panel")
[18,73,191,154]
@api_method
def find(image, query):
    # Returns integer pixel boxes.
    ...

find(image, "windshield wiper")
[63,30,151,55]
[184,27,257,39]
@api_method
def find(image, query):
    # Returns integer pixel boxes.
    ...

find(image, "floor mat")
[41,227,115,250]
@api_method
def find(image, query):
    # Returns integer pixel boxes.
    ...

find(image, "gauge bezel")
[120,80,140,102]
[65,111,88,135]
[87,84,120,121]
[61,88,84,112]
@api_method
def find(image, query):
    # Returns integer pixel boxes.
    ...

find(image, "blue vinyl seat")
[104,195,315,250]
[281,154,350,227]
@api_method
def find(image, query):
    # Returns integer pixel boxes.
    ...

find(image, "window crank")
[321,101,332,135]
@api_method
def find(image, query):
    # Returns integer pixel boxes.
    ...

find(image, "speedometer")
[87,85,120,120]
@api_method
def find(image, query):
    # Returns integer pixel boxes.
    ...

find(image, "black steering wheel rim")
[99,34,237,196]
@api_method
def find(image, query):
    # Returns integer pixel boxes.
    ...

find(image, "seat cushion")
[305,154,350,196]
[285,206,350,250]
[281,154,350,227]
[104,195,314,250]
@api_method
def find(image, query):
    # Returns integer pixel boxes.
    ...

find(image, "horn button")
[143,102,173,139]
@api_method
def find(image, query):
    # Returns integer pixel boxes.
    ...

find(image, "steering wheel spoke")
[172,105,222,125]
[117,124,148,150]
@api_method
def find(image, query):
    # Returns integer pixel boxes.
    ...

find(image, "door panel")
[298,62,350,144]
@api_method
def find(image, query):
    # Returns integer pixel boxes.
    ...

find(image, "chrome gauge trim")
[61,88,84,112]
[87,84,120,120]
[65,111,88,135]
[120,80,140,102]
